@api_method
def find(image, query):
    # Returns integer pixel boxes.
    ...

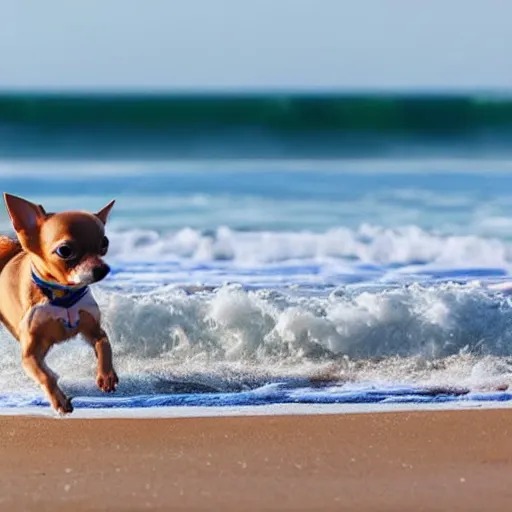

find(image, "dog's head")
[4,193,115,287]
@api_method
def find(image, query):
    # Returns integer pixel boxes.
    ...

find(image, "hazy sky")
[1,0,511,91]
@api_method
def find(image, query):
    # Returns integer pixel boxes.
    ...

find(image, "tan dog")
[0,194,118,414]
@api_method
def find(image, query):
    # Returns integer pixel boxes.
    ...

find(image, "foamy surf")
[3,282,512,411]
[106,225,512,267]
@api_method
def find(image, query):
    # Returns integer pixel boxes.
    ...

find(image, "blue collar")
[31,268,89,308]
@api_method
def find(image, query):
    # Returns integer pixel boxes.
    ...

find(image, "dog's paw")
[97,370,119,393]
[50,389,73,414]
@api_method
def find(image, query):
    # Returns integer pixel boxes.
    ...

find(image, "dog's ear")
[95,200,115,225]
[3,193,46,233]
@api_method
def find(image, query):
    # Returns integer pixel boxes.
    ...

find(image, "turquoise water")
[2,94,512,410]
[1,92,512,158]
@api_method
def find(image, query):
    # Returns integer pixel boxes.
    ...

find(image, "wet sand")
[1,409,512,511]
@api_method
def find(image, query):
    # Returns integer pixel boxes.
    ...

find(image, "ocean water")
[3,93,512,413]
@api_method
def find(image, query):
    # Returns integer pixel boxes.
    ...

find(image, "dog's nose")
[92,264,110,282]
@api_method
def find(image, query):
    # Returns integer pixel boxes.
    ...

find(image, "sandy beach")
[0,408,511,511]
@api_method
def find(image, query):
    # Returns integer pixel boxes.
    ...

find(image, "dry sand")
[1,408,512,511]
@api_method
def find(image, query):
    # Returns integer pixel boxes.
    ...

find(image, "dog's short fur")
[0,194,118,414]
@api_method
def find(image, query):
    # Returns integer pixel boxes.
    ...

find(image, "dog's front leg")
[20,340,73,414]
[81,321,118,393]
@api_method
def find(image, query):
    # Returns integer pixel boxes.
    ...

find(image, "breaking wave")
[108,224,512,268]
[3,283,512,400]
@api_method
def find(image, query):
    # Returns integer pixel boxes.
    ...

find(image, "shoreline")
[1,399,512,420]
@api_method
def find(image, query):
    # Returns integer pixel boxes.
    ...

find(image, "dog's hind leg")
[20,340,73,414]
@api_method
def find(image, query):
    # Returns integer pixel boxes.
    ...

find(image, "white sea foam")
[2,283,512,397]
[106,225,512,269]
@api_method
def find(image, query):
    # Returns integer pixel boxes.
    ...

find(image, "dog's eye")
[55,243,75,260]
[100,236,109,255]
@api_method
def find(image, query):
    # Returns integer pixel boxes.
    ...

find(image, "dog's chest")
[21,289,100,341]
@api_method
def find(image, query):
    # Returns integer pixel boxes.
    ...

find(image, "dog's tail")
[0,236,22,273]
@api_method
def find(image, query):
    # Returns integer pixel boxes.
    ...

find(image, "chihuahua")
[0,194,118,414]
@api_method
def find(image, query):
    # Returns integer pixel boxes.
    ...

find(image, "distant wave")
[2,93,512,157]
[107,225,512,268]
